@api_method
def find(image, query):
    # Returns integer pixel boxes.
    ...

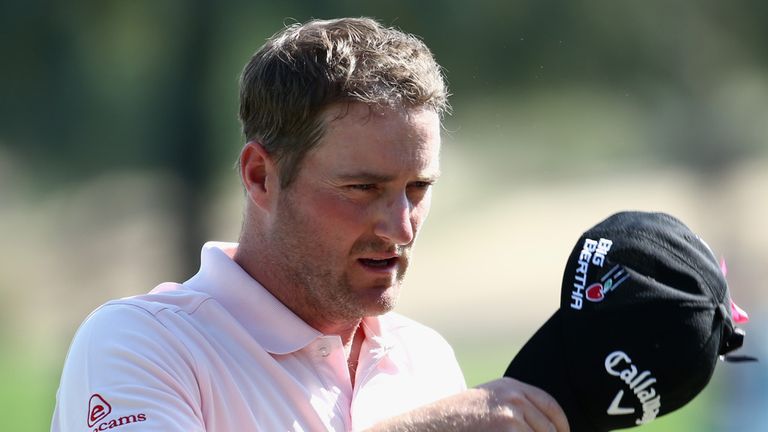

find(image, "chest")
[187,327,441,431]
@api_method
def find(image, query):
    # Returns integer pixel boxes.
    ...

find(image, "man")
[52,17,569,432]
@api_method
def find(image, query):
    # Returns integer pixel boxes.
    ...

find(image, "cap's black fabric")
[504,211,745,431]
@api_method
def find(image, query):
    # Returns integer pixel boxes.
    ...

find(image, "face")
[266,103,441,326]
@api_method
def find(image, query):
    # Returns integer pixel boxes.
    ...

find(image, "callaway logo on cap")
[504,211,751,432]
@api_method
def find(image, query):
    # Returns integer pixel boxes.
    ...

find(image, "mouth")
[357,256,399,271]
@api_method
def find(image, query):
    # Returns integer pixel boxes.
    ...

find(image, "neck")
[318,320,363,348]
[234,231,364,344]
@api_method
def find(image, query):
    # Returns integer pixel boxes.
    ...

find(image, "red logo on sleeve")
[87,394,112,427]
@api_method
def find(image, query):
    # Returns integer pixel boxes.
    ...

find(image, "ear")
[239,141,278,210]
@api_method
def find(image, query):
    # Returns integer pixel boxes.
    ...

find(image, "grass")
[0,353,60,432]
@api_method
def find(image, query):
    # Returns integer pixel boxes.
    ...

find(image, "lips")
[359,257,398,269]
[356,250,402,271]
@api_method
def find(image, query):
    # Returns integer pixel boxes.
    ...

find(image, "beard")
[267,190,410,325]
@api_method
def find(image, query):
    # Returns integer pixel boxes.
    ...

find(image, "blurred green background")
[2,1,767,431]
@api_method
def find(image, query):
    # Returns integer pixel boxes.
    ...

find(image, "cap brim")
[504,311,598,432]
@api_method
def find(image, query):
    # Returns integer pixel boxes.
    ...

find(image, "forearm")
[365,388,497,432]
[365,378,569,432]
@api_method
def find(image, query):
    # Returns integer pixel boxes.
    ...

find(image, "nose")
[374,191,415,245]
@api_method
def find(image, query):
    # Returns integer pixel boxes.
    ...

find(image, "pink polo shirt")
[52,242,466,432]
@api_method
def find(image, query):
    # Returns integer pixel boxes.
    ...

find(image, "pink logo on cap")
[586,283,605,302]
[721,258,750,324]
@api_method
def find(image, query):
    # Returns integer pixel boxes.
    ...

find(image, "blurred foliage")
[2,0,767,184]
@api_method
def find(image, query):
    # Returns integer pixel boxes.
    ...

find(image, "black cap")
[504,211,747,431]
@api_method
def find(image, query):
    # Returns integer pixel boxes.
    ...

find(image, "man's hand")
[366,377,570,432]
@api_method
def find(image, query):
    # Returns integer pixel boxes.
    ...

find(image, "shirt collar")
[183,241,322,355]
[359,317,397,362]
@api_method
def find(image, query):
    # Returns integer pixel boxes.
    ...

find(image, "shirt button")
[318,346,330,357]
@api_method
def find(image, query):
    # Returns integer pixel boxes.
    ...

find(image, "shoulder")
[53,287,209,431]
[63,283,215,375]
[79,282,212,331]
[112,281,213,316]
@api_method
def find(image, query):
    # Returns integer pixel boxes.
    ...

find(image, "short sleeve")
[51,303,205,431]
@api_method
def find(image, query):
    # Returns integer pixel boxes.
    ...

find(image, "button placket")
[311,337,354,431]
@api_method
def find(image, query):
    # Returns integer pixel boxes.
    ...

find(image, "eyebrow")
[335,170,441,183]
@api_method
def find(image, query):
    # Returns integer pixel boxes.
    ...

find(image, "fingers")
[521,405,555,432]
[516,379,570,432]
[482,378,570,432]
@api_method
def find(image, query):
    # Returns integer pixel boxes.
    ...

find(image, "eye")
[408,181,434,191]
[347,184,377,191]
